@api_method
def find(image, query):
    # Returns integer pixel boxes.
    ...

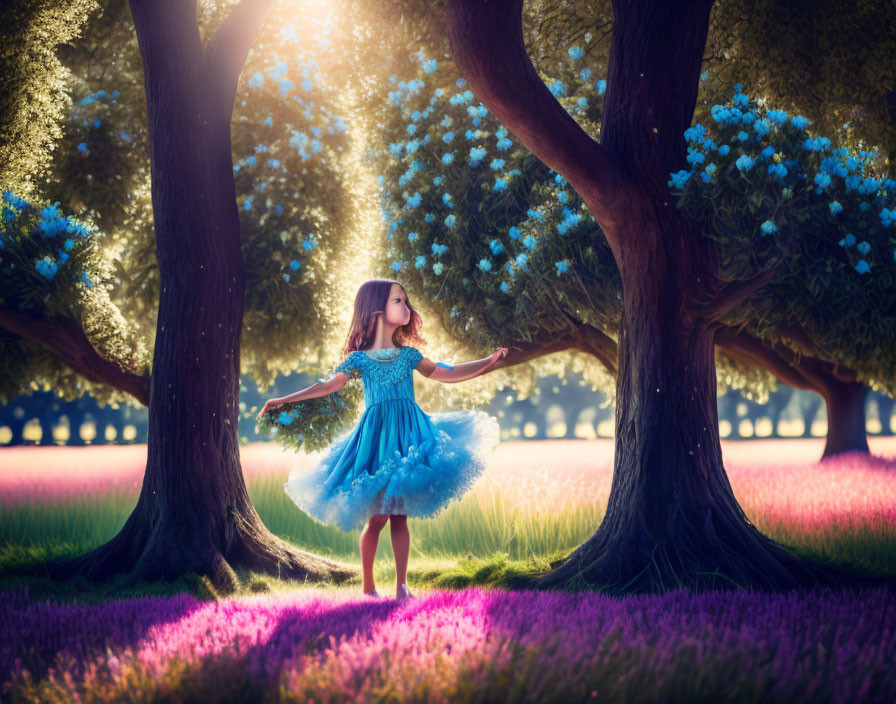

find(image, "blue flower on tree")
[35,256,58,280]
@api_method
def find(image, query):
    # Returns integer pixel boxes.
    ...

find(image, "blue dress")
[283,345,501,532]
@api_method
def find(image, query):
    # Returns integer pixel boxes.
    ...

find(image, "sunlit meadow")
[1,438,895,702]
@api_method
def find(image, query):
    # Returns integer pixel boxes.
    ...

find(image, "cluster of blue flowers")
[668,83,896,275]
[248,57,318,98]
[1,192,98,288]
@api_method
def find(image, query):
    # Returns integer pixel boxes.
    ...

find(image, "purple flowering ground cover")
[2,583,894,703]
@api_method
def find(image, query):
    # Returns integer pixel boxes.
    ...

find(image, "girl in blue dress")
[258,278,506,601]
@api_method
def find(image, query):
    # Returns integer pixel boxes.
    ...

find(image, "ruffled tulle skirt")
[283,398,501,532]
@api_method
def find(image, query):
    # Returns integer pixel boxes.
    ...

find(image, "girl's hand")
[256,398,285,421]
[489,347,509,366]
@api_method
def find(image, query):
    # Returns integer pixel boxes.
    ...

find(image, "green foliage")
[706,0,896,162]
[235,31,354,344]
[372,0,896,403]
[0,0,99,195]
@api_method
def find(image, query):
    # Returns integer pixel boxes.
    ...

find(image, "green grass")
[0,471,604,562]
[2,467,895,604]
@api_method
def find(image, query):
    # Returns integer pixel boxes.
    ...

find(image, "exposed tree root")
[26,512,358,594]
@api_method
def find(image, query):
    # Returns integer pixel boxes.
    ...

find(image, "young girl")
[258,278,506,601]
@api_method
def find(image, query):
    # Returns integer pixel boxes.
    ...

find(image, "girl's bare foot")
[396,583,414,601]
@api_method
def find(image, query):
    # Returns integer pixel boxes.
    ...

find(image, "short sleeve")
[406,346,423,371]
[334,352,361,380]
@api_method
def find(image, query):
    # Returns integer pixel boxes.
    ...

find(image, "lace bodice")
[334,345,424,408]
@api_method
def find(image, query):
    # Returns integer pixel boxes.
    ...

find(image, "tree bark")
[448,0,855,593]
[33,0,356,591]
[541,209,839,592]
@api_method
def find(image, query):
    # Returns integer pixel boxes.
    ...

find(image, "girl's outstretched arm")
[256,373,347,419]
[416,348,508,383]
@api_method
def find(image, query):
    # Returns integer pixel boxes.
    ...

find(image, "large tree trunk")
[818,379,869,459]
[34,0,356,592]
[448,0,855,593]
[540,214,841,593]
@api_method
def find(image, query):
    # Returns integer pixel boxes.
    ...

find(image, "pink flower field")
[2,582,895,703]
[2,438,896,702]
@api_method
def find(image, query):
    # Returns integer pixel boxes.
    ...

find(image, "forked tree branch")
[446,0,631,258]
[204,0,276,118]
[702,260,782,325]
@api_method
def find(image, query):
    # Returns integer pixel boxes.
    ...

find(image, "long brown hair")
[340,279,426,357]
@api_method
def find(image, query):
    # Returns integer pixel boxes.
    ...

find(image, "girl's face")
[384,284,411,327]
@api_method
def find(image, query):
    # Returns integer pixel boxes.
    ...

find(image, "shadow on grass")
[1,586,404,696]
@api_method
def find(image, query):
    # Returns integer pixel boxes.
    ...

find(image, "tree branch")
[446,0,631,258]
[204,0,276,118]
[702,260,782,325]
[774,321,830,361]
[715,324,815,391]
[476,316,618,378]
[715,324,860,398]
[0,303,151,406]
[555,307,618,375]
